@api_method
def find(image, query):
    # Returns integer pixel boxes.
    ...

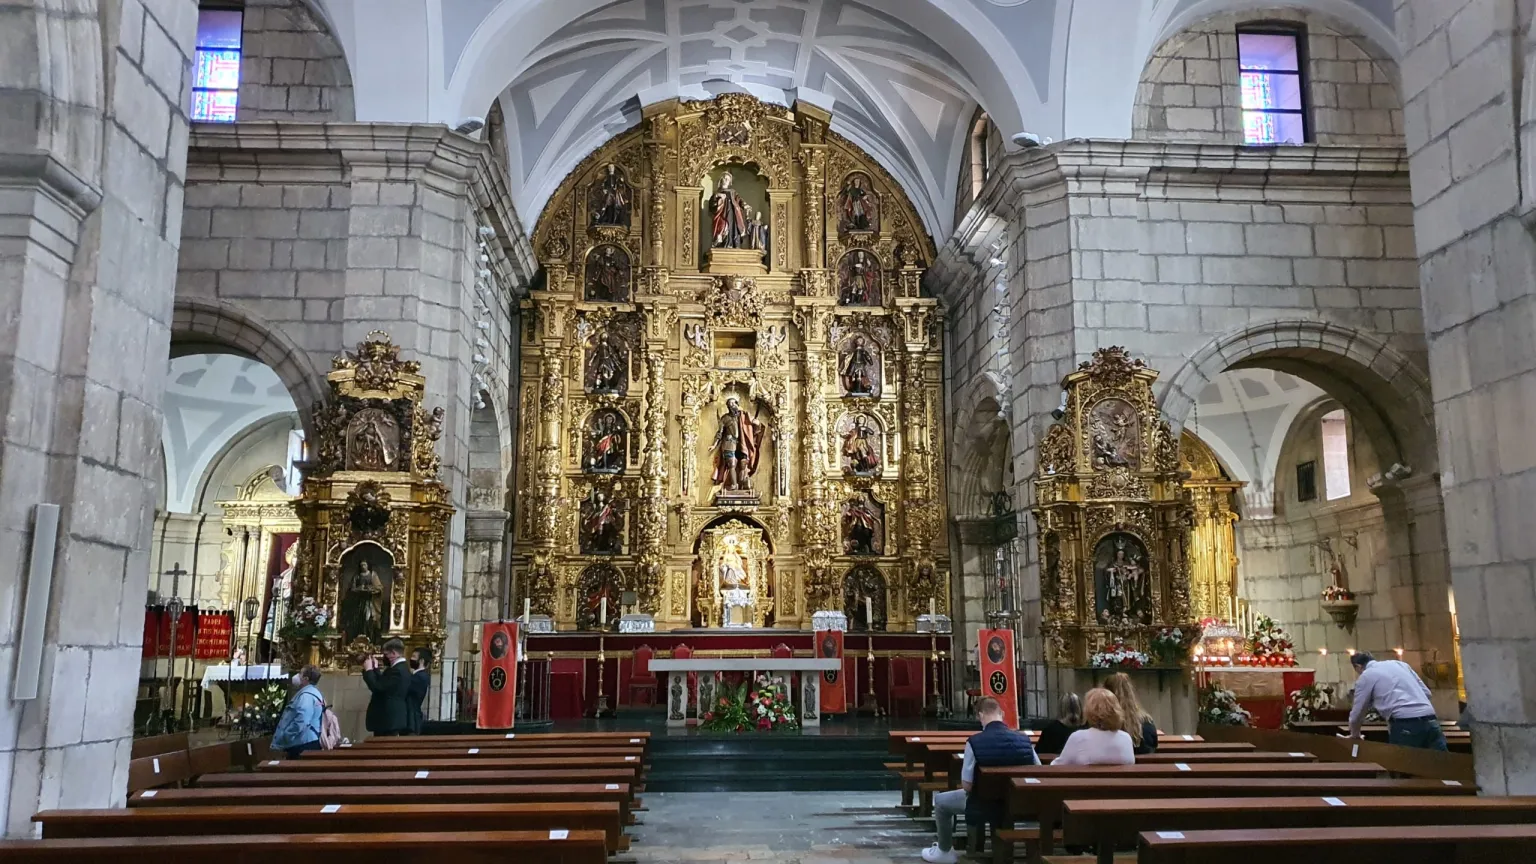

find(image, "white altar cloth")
[650,658,841,728]
[200,663,286,691]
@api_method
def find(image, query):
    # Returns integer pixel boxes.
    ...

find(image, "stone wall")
[0,0,200,835]
[1135,8,1403,147]
[237,0,354,122]
[1395,0,1536,794]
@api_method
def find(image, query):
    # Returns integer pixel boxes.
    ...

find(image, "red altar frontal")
[1204,666,1315,729]
[524,630,952,721]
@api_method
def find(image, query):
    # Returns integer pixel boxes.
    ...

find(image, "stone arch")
[3,2,105,186]
[951,371,1012,518]
[1160,320,1437,476]
[171,298,329,437]
[467,389,508,510]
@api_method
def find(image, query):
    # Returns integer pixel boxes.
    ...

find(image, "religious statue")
[580,489,624,555]
[263,542,297,642]
[589,163,632,226]
[1096,533,1150,622]
[585,333,628,394]
[585,244,631,302]
[742,204,769,251]
[345,408,399,471]
[839,336,879,396]
[838,172,879,234]
[837,249,881,306]
[709,171,750,249]
[840,414,881,476]
[342,558,386,644]
[709,396,766,494]
[1089,398,1139,469]
[585,409,627,474]
[718,551,749,590]
[842,492,885,556]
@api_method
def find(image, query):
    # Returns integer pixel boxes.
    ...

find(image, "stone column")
[1396,0,1536,793]
[0,0,198,834]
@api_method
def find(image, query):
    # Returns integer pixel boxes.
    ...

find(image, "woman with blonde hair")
[1103,671,1158,754]
[1052,689,1135,765]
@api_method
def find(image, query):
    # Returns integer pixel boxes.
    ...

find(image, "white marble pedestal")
[650,657,843,728]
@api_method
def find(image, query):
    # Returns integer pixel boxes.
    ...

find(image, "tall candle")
[929,597,936,617]
[523,597,530,622]
[600,596,608,627]
[865,595,873,627]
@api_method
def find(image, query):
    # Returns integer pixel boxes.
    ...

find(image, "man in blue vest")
[921,696,1039,863]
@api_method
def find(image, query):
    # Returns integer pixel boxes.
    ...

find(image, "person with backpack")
[272,665,327,758]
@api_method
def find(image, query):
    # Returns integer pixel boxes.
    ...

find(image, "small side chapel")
[516,94,950,633]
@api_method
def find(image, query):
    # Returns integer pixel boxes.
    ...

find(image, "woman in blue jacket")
[272,665,326,758]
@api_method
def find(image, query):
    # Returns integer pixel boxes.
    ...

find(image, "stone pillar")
[1397,0,1536,793]
[462,509,508,632]
[0,0,198,834]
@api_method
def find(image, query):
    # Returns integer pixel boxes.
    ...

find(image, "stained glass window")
[191,8,243,122]
[1238,30,1307,145]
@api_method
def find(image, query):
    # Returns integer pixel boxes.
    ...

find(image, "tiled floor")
[631,791,933,863]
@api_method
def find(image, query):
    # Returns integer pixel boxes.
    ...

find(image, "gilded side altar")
[516,94,950,631]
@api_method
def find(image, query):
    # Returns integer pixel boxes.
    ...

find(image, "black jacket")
[405,668,430,734]
[1035,719,1085,755]
[363,659,411,734]
[1134,717,1159,755]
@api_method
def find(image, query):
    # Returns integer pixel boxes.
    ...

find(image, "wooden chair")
[627,644,658,706]
[888,657,925,718]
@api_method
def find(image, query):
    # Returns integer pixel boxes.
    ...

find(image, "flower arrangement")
[231,683,288,733]
[1149,627,1190,666]
[1321,585,1355,602]
[278,596,335,641]
[1244,615,1298,667]
[700,674,799,733]
[1090,640,1149,670]
[1283,682,1334,727]
[1200,684,1251,726]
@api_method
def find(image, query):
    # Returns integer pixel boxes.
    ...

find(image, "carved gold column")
[636,330,670,611]
[796,304,837,610]
[796,103,829,268]
[645,116,673,266]
[533,354,565,548]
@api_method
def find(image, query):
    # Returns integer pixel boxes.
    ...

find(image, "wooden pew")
[1135,824,1536,864]
[130,733,189,760]
[36,802,628,855]
[301,746,643,760]
[0,830,610,864]
[360,732,651,758]
[1064,795,1536,864]
[126,750,192,794]
[255,756,644,780]
[197,768,638,790]
[129,783,638,826]
[940,750,1323,790]
[1000,776,1475,864]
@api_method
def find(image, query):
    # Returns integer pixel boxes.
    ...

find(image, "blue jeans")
[1388,715,1448,751]
[932,788,967,852]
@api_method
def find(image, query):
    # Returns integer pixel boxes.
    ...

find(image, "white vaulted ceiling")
[492,0,991,237]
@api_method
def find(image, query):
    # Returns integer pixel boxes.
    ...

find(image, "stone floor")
[630,791,933,863]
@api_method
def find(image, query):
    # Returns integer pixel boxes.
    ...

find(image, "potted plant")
[1283,683,1334,727]
[1149,627,1190,667]
[1248,615,1298,667]
[1321,584,1358,630]
[276,596,336,671]
[1199,684,1251,726]
[700,674,799,733]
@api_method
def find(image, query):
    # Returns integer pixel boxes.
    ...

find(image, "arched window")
[969,112,992,197]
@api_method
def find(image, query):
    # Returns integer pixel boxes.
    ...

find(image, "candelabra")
[593,633,612,718]
[859,636,883,717]
[926,632,943,717]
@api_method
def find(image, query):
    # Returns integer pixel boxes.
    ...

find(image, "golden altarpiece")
[516,94,950,631]
[1034,348,1197,664]
[286,332,454,668]
[1180,432,1244,621]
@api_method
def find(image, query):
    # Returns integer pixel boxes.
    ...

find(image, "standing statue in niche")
[709,172,751,249]
[839,415,881,476]
[840,336,879,396]
[742,204,770,252]
[842,493,885,556]
[589,164,632,226]
[709,396,766,494]
[586,334,627,395]
[585,410,627,474]
[838,172,880,234]
[342,560,386,644]
[581,490,624,555]
[345,408,399,471]
[1096,534,1150,623]
[585,245,631,302]
[837,250,881,306]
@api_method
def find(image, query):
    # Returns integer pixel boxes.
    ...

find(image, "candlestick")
[599,596,607,628]
[523,597,530,622]
[865,595,873,630]
[929,597,936,618]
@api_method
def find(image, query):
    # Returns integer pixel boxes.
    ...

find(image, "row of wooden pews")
[888,727,1536,863]
[4,730,652,863]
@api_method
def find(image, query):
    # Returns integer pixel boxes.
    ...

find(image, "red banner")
[815,630,846,714]
[477,621,520,729]
[978,628,1019,728]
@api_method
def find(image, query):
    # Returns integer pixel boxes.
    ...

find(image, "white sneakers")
[921,843,959,863]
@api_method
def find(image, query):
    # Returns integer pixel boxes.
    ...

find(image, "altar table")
[650,658,842,728]
[1204,666,1315,729]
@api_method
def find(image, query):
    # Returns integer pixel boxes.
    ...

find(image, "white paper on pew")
[152,758,160,774]
[505,733,516,739]
[340,743,352,748]
[1289,752,1305,756]
[549,830,570,840]
[912,737,921,742]
[1156,832,1184,839]
[1443,780,1462,786]
[1351,744,1360,758]
[605,784,620,790]
[1182,735,1193,741]
[1175,763,1191,771]
[246,743,253,756]
[141,791,158,798]
[1322,797,1346,806]
[625,755,636,761]
[630,738,640,743]
[1024,778,1041,784]
[321,804,341,813]
[269,760,281,766]
[415,770,430,779]
[468,748,480,754]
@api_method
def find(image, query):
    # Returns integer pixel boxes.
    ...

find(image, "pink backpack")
[318,699,342,750]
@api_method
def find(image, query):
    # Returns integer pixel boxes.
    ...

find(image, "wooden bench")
[999,776,1477,864]
[256,755,644,780]
[36,802,628,855]
[303,746,644,761]
[0,830,610,863]
[128,783,639,826]
[361,732,651,759]
[126,750,192,793]
[1136,824,1536,864]
[129,733,189,760]
[935,746,1312,786]
[197,768,639,791]
[1065,795,1536,864]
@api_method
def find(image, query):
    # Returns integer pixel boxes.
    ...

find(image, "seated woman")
[1052,689,1135,765]
[1035,692,1085,755]
[1103,671,1158,754]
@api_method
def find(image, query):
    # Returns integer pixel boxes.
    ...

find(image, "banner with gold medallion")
[815,629,846,714]
[477,621,519,729]
[978,628,1019,728]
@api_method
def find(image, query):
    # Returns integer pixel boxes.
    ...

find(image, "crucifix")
[160,563,188,719]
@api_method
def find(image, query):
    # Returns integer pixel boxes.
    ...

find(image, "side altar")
[514,94,950,637]
[652,657,841,728]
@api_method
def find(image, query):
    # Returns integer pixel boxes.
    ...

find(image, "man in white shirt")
[1346,651,1446,751]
